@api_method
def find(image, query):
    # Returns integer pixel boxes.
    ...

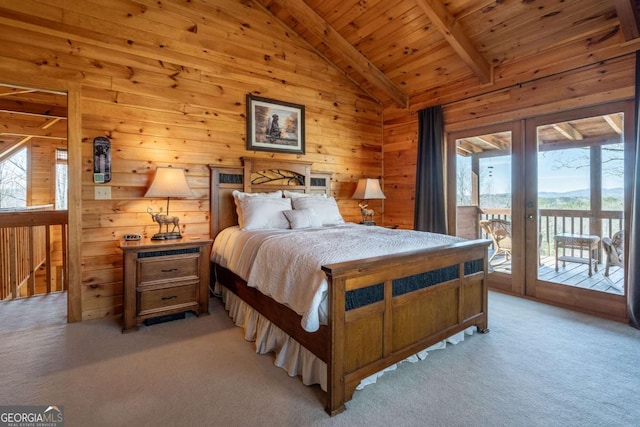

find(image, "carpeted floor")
[1,291,639,427]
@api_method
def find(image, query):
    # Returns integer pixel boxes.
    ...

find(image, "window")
[0,148,27,208]
[56,148,68,210]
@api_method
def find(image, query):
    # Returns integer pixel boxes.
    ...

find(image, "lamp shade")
[144,167,193,198]
[352,178,386,200]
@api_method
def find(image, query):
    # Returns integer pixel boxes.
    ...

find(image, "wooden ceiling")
[255,0,640,109]
[0,85,67,161]
[455,112,624,157]
[0,1,637,162]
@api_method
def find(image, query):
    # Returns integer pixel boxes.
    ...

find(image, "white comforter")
[211,223,464,332]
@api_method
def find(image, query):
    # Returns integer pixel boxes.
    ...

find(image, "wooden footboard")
[214,239,489,416]
[321,239,489,415]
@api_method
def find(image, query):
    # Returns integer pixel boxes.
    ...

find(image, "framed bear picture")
[246,94,305,154]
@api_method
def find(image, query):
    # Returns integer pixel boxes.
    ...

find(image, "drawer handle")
[161,295,177,301]
[161,268,178,273]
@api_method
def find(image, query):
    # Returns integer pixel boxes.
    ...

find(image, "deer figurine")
[147,207,180,238]
[359,202,375,223]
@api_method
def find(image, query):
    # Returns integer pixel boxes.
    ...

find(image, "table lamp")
[351,178,386,225]
[144,166,193,240]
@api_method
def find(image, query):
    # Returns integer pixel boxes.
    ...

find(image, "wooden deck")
[488,253,624,295]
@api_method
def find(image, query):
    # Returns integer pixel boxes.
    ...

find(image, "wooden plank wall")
[30,141,66,292]
[30,141,56,206]
[0,0,382,320]
[382,54,636,229]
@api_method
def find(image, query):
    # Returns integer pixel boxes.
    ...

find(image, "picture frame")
[246,94,305,154]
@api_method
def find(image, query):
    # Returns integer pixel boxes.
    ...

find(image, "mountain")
[538,187,623,198]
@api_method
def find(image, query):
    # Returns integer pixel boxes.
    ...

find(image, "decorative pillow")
[291,196,344,226]
[283,208,323,229]
[239,196,291,230]
[283,190,327,199]
[232,190,283,228]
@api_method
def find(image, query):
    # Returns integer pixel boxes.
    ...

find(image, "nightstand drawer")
[138,284,198,314]
[138,253,199,284]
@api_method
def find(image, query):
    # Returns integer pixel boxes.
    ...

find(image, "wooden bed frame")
[209,157,491,416]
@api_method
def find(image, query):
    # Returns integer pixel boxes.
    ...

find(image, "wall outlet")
[95,186,111,200]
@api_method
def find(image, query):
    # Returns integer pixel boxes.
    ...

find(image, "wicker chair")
[602,230,624,277]
[480,219,512,264]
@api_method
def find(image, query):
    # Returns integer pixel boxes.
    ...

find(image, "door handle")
[527,214,535,220]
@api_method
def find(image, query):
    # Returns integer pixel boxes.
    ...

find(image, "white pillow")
[283,190,327,199]
[292,196,344,226]
[232,190,283,228]
[239,197,291,230]
[283,209,323,229]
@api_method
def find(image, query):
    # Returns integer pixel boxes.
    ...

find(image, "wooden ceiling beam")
[457,139,483,154]
[0,122,67,140]
[415,0,492,84]
[468,135,501,150]
[0,99,67,119]
[268,0,408,108]
[552,123,584,140]
[603,114,623,134]
[456,145,473,155]
[613,0,640,41]
[538,134,622,151]
[0,87,36,97]
[0,132,67,141]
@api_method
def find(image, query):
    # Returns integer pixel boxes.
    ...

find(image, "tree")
[549,143,624,178]
[456,157,471,205]
[0,148,27,208]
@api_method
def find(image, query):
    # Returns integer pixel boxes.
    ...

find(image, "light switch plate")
[95,186,111,200]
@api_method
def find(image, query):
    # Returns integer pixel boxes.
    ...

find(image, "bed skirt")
[218,286,476,392]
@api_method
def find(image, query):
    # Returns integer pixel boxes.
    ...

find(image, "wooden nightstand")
[119,237,213,333]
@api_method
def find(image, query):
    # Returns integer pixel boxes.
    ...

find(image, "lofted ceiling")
[254,0,640,109]
[0,85,67,162]
[1,1,637,162]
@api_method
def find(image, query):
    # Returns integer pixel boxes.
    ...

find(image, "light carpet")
[1,291,639,427]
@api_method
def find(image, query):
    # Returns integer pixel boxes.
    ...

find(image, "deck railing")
[0,206,67,300]
[473,207,623,258]
[537,209,623,257]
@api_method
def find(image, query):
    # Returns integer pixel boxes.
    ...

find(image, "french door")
[523,102,631,320]
[448,101,632,321]
[448,122,524,294]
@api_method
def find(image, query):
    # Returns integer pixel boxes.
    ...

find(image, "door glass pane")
[455,131,512,275]
[536,113,624,295]
[602,142,623,211]
[538,147,590,210]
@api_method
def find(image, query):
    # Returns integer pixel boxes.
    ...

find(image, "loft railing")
[0,206,67,300]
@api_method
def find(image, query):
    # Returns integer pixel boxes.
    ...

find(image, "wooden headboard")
[208,157,332,238]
